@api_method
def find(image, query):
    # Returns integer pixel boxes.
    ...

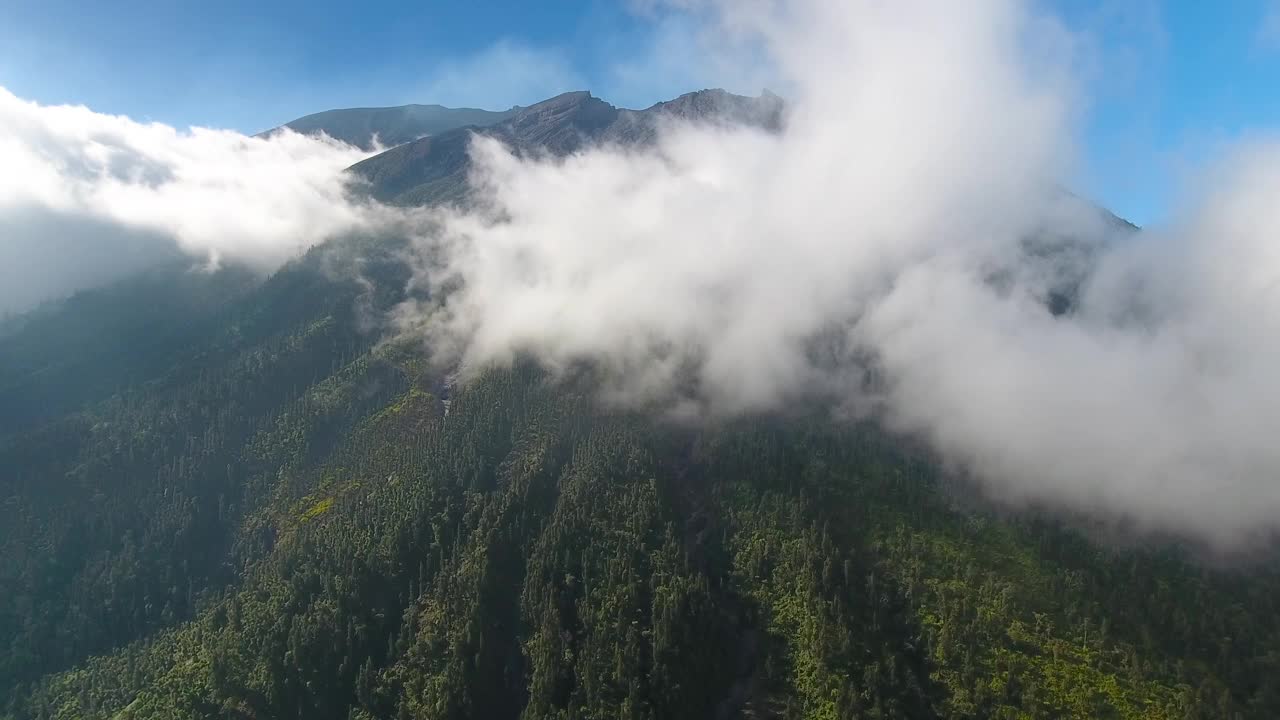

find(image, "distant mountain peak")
[260,103,518,151]
[528,90,595,105]
[503,91,621,151]
[346,88,786,206]
[638,88,784,132]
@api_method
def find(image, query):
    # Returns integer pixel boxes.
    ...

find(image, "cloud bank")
[0,86,373,313]
[5,0,1280,549]
[400,0,1280,548]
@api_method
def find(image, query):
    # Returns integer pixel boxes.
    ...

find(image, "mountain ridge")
[346,88,785,206]
[5,88,1278,720]
[258,103,521,151]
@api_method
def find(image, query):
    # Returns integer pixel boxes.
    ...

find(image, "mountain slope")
[2,89,1280,720]
[0,263,258,437]
[12,357,1280,719]
[347,88,784,206]
[260,104,519,151]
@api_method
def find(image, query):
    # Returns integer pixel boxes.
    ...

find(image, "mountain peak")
[503,91,620,153]
[509,91,614,121]
[525,90,595,106]
[348,88,784,205]
[639,88,784,132]
[260,103,517,151]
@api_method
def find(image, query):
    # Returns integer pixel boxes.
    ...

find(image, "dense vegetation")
[2,230,1280,719]
[4,89,1280,719]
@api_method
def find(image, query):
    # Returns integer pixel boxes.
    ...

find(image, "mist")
[0,86,374,314]
[4,0,1280,549]
[398,0,1280,548]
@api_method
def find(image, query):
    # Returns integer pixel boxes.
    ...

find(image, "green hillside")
[3,230,1280,719]
[3,89,1280,719]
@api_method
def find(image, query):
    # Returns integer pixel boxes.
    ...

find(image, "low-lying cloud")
[0,86,373,313]
[399,0,1280,548]
[5,0,1280,549]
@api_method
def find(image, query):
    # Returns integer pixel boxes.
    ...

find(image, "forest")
[2,228,1280,720]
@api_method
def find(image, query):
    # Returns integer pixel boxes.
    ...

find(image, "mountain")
[3,89,1280,720]
[259,104,520,151]
[348,89,784,206]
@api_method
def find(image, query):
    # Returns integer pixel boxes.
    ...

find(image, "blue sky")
[1055,1,1280,225]
[1,0,1277,226]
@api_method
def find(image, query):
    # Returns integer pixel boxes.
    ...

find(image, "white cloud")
[406,0,1075,414]
[0,86,375,312]
[7,0,1280,550]
[398,0,1280,548]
